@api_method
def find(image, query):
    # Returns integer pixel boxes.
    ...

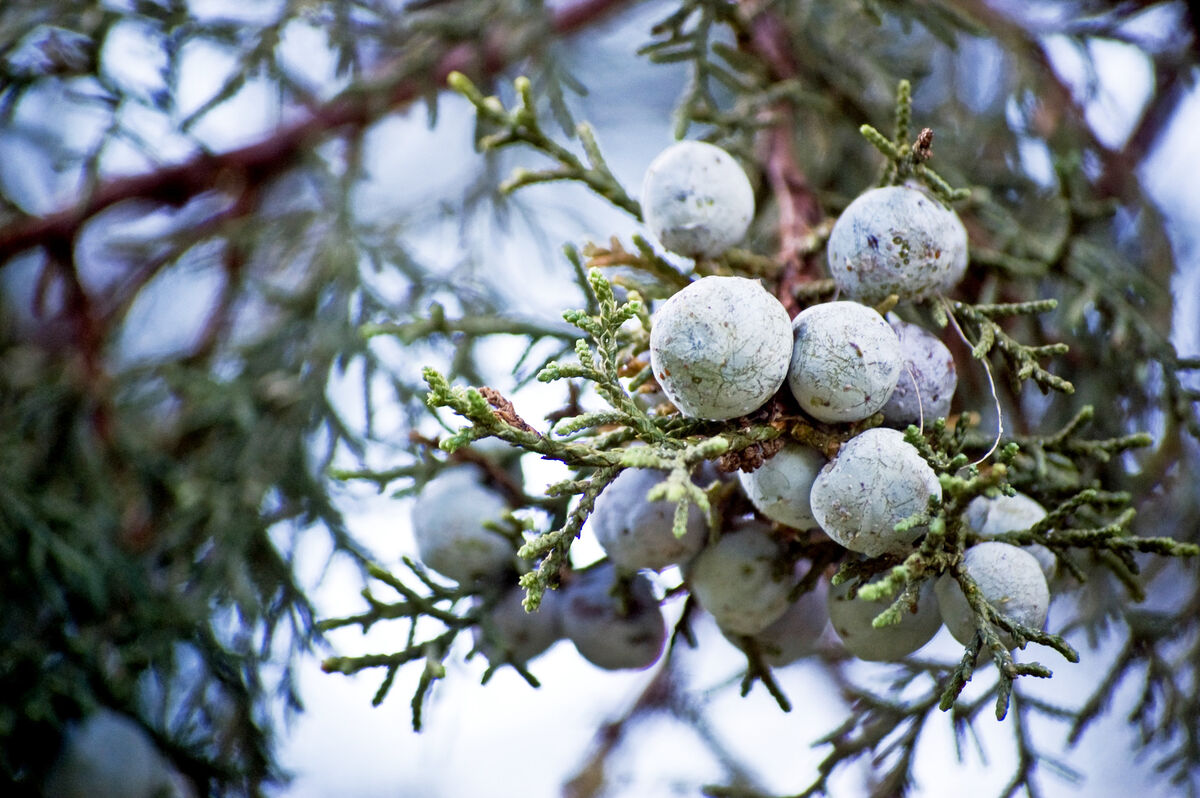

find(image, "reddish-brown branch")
[764,121,824,316]
[744,7,824,316]
[0,0,631,266]
[105,185,260,333]
[44,235,114,441]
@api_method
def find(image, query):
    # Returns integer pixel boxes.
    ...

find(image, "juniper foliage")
[2,1,1199,796]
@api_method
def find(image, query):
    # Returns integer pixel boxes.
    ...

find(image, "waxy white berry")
[935,541,1051,647]
[641,140,755,258]
[727,578,828,667]
[45,710,180,798]
[827,576,942,662]
[881,318,957,428]
[687,520,793,636]
[561,565,667,671]
[810,427,941,557]
[737,443,826,530]
[589,467,708,572]
[473,585,563,667]
[650,276,793,420]
[787,301,902,423]
[827,185,968,303]
[411,466,514,584]
[965,492,1056,581]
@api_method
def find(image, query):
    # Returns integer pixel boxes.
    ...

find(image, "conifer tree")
[1,1,1199,796]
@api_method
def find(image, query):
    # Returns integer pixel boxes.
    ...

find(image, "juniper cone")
[411,466,516,584]
[827,575,943,663]
[881,317,958,428]
[640,140,756,258]
[687,520,795,636]
[809,427,942,557]
[649,274,793,420]
[787,300,903,423]
[560,564,667,671]
[826,184,969,303]
[737,442,826,530]
[935,541,1052,648]
[588,465,709,572]
[966,492,1058,581]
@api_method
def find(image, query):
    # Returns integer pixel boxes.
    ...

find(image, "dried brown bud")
[914,128,934,162]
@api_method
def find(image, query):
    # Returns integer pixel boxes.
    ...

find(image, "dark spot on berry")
[867,234,879,251]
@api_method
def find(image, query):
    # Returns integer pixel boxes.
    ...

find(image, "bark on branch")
[0,0,631,266]
[743,6,825,315]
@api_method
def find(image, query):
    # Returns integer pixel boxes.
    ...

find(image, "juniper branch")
[541,268,667,444]
[449,73,641,217]
[640,0,756,139]
[950,299,1074,395]
[735,637,792,713]
[860,80,971,202]
[0,0,636,266]
[582,236,693,292]
[360,304,578,344]
[518,466,618,611]
[935,560,1077,721]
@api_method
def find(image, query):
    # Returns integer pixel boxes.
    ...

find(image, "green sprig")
[317,556,476,729]
[949,299,1075,395]
[448,72,641,217]
[639,0,758,139]
[936,563,1078,720]
[581,236,693,293]
[540,268,668,445]
[644,465,713,540]
[861,79,971,202]
[518,466,618,610]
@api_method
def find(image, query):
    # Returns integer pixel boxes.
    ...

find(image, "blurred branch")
[954,0,1197,202]
[562,662,676,798]
[563,652,768,798]
[0,0,634,267]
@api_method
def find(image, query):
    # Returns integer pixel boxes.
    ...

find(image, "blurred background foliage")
[1,0,1198,795]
